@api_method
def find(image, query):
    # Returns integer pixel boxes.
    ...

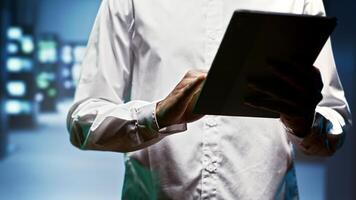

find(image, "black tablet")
[193,10,337,118]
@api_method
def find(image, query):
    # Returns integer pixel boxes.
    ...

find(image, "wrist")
[281,113,315,138]
[155,101,168,128]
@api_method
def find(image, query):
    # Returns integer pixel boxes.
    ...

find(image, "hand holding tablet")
[193,10,337,119]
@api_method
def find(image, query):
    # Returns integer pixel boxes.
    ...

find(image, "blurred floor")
[296,162,326,200]
[0,100,125,200]
[0,101,325,200]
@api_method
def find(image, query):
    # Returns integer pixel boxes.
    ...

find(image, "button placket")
[201,116,220,200]
[202,0,223,198]
[205,117,218,128]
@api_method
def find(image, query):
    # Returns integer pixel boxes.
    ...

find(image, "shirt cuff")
[135,101,187,135]
[287,108,346,153]
[315,106,345,135]
[136,102,160,132]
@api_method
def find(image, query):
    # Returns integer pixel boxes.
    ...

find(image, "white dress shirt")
[67,0,352,199]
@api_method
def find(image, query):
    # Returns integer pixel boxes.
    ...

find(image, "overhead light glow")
[61,45,73,64]
[7,81,26,97]
[36,72,56,89]
[5,100,31,115]
[5,100,21,114]
[72,63,82,85]
[47,88,57,97]
[38,40,58,64]
[7,27,23,40]
[7,43,19,54]
[6,58,33,72]
[21,59,33,71]
[7,57,22,72]
[61,68,70,78]
[35,93,44,102]
[64,80,72,89]
[73,46,86,63]
[22,36,35,54]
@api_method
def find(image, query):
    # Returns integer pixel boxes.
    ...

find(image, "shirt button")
[207,31,219,41]
[205,118,217,127]
[205,163,217,173]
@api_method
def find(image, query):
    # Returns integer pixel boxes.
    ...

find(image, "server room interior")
[0,0,355,199]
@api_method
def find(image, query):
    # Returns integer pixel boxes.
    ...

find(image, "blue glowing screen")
[6,81,27,97]
[38,40,58,64]
[7,27,23,40]
[5,100,32,115]
[6,57,33,72]
[22,36,35,54]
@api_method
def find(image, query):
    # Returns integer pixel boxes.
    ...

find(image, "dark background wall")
[11,0,100,41]
[325,0,356,199]
[36,0,100,41]
[0,0,11,159]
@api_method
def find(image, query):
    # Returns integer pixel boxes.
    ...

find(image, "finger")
[266,58,323,92]
[185,69,208,79]
[182,89,206,123]
[247,84,322,112]
[244,96,304,116]
[245,85,319,115]
[169,75,205,111]
[246,68,309,100]
[267,58,310,75]
[176,78,206,122]
[194,69,209,74]
[246,80,302,106]
[179,76,206,102]
[247,77,322,107]
[186,82,205,111]
[268,65,309,93]
[174,71,206,91]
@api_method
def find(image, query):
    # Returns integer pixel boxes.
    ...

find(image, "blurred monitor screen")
[61,45,73,64]
[5,100,32,115]
[7,81,27,97]
[7,27,23,40]
[38,40,58,64]
[6,57,33,72]
[73,46,86,63]
[72,63,81,86]
[36,72,56,89]
[7,43,19,54]
[47,88,57,98]
[64,80,73,89]
[61,68,71,78]
[22,36,35,54]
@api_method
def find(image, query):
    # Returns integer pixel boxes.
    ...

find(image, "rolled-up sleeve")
[287,0,352,156]
[66,0,186,153]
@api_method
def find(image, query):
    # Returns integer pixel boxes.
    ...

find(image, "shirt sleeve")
[66,0,186,153]
[287,0,352,156]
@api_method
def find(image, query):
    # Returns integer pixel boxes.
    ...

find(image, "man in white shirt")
[67,0,352,199]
